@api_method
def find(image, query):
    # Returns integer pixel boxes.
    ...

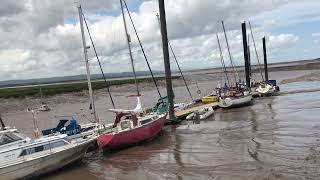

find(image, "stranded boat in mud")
[97,97,167,150]
[0,127,96,180]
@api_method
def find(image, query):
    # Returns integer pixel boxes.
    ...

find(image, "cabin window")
[0,133,22,146]
[140,118,152,125]
[20,140,67,156]
[120,121,131,130]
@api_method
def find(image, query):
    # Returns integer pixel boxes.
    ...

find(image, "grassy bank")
[0,76,180,98]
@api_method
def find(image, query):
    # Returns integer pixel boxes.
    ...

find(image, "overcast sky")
[0,0,319,81]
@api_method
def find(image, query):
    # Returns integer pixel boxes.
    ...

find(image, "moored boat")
[186,107,214,120]
[97,97,167,150]
[0,127,96,180]
[217,84,253,108]
[218,93,253,108]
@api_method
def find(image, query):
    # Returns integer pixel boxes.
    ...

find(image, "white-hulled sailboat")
[215,21,253,109]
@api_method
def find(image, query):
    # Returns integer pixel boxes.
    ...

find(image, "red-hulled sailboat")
[97,97,167,150]
[97,0,168,150]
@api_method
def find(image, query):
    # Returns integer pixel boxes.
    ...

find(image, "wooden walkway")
[175,102,219,119]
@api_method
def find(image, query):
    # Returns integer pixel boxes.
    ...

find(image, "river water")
[1,70,320,179]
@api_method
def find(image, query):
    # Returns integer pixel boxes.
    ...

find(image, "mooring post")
[262,36,269,82]
[158,0,175,121]
[241,22,251,90]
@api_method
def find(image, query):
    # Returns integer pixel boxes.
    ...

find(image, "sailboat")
[247,22,280,97]
[216,21,253,109]
[96,0,167,150]
[39,5,109,142]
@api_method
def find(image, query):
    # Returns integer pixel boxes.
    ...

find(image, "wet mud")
[1,69,320,179]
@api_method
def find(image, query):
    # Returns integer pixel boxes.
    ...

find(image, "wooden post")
[158,0,175,121]
[241,22,250,89]
[263,36,269,82]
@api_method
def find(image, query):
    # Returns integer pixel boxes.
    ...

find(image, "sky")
[0,0,320,81]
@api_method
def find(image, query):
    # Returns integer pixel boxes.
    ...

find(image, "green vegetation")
[0,76,180,98]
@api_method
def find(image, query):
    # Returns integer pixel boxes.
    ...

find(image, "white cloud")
[0,0,308,81]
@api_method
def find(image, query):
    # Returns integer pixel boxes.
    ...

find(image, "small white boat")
[255,83,279,96]
[186,107,214,120]
[218,93,253,108]
[38,104,50,111]
[174,103,192,112]
[0,127,96,179]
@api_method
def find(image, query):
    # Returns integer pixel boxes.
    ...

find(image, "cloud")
[0,0,308,81]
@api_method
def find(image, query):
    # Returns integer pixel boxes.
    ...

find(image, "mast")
[221,20,239,82]
[262,36,269,82]
[156,14,193,101]
[77,5,97,122]
[249,22,264,81]
[158,0,175,120]
[216,33,230,87]
[241,22,251,90]
[120,0,139,95]
[122,0,162,99]
[81,12,116,109]
[248,36,252,80]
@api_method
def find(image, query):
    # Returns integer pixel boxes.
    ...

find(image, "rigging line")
[120,0,140,95]
[216,33,231,87]
[156,14,194,101]
[221,21,239,83]
[168,41,193,101]
[81,11,116,109]
[122,0,162,98]
[248,21,264,82]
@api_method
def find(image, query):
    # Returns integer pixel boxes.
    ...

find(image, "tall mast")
[249,22,264,81]
[77,5,97,122]
[122,0,162,99]
[81,12,116,109]
[120,0,139,95]
[158,0,175,120]
[221,21,239,82]
[216,33,230,87]
[156,14,193,101]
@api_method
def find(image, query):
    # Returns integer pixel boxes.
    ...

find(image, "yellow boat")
[201,96,218,102]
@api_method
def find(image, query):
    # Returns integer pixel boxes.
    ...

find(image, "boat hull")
[97,114,166,150]
[218,95,253,109]
[0,139,94,180]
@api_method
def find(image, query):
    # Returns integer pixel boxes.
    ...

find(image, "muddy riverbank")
[1,69,320,180]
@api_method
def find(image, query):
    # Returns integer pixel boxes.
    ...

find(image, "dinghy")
[186,107,214,120]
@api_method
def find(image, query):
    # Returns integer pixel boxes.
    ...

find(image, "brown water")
[1,70,320,179]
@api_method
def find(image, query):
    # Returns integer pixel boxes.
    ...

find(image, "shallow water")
[2,70,320,179]
[41,80,320,180]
